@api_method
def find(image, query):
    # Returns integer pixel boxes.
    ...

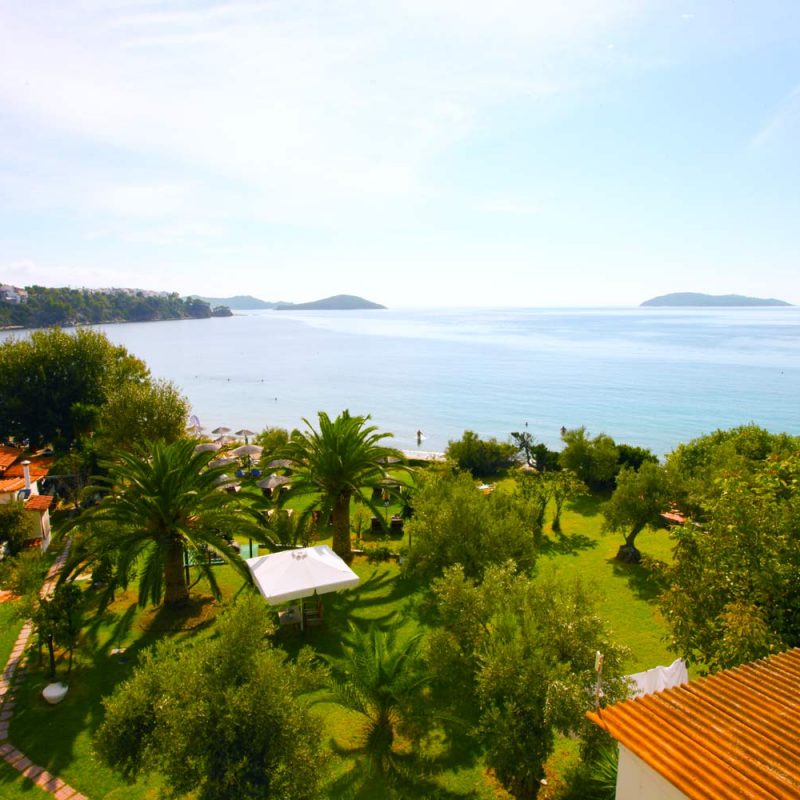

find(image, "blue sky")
[1,0,798,306]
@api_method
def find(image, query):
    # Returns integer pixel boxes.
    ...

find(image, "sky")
[1,1,799,307]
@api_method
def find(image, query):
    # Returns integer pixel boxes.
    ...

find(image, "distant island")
[641,292,792,308]
[275,294,386,311]
[0,284,231,329]
[194,295,278,310]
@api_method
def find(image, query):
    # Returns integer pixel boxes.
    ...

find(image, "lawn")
[4,488,678,799]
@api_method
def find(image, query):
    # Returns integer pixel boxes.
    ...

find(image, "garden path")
[0,544,88,799]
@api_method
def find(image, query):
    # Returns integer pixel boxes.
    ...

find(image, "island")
[641,292,792,308]
[275,294,386,311]
[195,295,277,310]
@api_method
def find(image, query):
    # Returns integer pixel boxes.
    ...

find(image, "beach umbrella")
[215,434,238,445]
[246,545,360,629]
[212,426,231,435]
[214,473,240,491]
[257,474,291,491]
[209,456,238,468]
[266,458,293,469]
[232,444,263,457]
[235,428,257,444]
[379,455,401,465]
[193,442,221,453]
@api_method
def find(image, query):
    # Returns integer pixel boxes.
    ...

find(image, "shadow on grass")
[541,532,598,556]
[568,494,608,517]
[608,557,667,602]
[275,565,423,661]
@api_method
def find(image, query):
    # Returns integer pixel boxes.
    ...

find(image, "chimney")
[21,459,31,491]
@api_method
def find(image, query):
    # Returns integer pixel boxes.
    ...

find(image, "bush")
[446,431,516,477]
[364,545,394,562]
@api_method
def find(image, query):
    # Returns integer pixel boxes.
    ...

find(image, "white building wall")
[616,744,687,800]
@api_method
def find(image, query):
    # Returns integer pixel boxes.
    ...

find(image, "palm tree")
[280,410,407,562]
[65,439,264,607]
[326,623,429,778]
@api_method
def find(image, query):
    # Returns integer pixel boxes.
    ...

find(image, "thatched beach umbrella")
[215,434,238,445]
[209,456,238,468]
[232,444,263,458]
[193,442,221,453]
[257,474,291,491]
[266,458,293,469]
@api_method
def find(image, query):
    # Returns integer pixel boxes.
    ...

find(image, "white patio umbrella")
[246,545,360,629]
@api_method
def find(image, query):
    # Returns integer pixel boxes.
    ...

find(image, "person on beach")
[416,429,423,445]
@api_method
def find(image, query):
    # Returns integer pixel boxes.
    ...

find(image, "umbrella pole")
[300,596,304,631]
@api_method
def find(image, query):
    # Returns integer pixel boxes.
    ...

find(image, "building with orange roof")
[587,648,800,799]
[23,495,53,551]
[0,452,52,551]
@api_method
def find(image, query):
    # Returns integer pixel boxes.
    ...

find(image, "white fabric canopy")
[628,658,688,698]
[246,545,360,605]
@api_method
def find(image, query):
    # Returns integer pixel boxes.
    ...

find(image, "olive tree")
[427,563,630,799]
[96,596,326,800]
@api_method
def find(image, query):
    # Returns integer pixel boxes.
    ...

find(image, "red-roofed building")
[0,451,52,551]
[587,648,800,799]
[23,495,53,550]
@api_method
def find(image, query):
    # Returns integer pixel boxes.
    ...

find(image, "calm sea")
[5,307,800,456]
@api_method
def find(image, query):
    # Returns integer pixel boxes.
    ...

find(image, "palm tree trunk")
[331,493,353,563]
[164,538,189,605]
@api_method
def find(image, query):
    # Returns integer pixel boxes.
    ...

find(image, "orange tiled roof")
[587,648,800,799]
[0,447,19,471]
[24,495,53,512]
[4,463,50,479]
[0,477,27,494]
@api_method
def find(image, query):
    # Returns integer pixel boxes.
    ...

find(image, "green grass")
[4,489,678,799]
[0,600,24,672]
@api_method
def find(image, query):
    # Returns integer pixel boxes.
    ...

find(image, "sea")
[5,307,800,457]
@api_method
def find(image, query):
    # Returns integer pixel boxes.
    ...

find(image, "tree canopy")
[0,327,148,447]
[405,469,536,579]
[426,563,630,799]
[559,427,619,491]
[446,430,517,477]
[95,596,325,800]
[94,378,189,454]
[659,451,800,671]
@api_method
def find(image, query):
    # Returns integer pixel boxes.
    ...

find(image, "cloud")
[0,0,642,227]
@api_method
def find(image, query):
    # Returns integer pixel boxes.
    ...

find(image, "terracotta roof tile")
[4,463,50,479]
[587,648,800,799]
[0,477,26,494]
[0,448,19,470]
[24,495,53,512]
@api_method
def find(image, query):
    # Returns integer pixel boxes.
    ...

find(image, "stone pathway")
[0,543,89,799]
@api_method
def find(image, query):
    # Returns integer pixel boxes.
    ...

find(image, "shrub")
[446,430,516,477]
